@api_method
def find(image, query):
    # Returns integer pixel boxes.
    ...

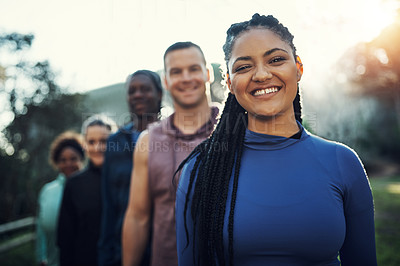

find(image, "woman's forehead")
[230,28,293,59]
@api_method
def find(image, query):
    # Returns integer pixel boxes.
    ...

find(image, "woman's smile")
[227,28,301,135]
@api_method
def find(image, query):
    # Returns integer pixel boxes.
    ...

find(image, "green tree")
[0,32,88,223]
[344,10,400,103]
[329,10,400,166]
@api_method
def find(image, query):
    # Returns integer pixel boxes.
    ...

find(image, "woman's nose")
[133,89,144,98]
[252,66,273,82]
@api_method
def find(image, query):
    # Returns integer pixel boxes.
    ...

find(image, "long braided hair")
[181,13,302,265]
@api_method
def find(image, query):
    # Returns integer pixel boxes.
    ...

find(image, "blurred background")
[0,0,399,264]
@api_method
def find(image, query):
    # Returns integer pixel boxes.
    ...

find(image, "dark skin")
[127,74,162,132]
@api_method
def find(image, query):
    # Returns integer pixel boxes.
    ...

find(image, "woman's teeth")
[253,87,279,96]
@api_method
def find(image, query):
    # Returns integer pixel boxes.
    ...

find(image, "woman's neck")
[135,115,159,132]
[247,113,299,137]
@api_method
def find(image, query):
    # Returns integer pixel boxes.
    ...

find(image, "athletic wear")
[98,123,144,266]
[36,174,65,266]
[176,125,377,265]
[57,162,102,266]
[148,107,218,266]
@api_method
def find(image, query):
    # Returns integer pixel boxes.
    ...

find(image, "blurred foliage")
[0,33,34,51]
[313,11,400,168]
[210,63,227,103]
[350,12,400,162]
[345,12,400,103]
[0,32,88,223]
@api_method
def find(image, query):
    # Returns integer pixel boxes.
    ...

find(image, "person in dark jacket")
[57,114,116,266]
[98,70,163,266]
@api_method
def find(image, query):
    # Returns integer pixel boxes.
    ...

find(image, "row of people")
[36,115,118,265]
[36,40,215,266]
[37,13,377,266]
[36,69,162,266]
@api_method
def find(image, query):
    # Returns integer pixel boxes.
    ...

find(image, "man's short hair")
[163,41,206,70]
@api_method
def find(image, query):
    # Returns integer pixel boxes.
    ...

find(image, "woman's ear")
[226,72,234,94]
[296,55,303,82]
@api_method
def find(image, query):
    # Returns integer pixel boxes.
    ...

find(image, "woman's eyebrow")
[232,56,252,65]
[264,48,289,57]
[232,48,289,66]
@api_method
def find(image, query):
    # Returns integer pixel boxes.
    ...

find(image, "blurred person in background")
[36,131,85,266]
[98,70,163,266]
[122,42,219,266]
[57,114,116,266]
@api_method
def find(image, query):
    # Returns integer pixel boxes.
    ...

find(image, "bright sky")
[1,0,398,94]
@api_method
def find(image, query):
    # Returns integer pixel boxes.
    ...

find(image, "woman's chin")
[91,158,104,167]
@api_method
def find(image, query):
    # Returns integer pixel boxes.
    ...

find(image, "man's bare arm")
[122,131,151,266]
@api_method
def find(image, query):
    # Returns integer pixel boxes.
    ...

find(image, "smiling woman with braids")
[175,14,377,266]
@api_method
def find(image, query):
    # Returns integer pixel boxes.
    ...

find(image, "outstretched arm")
[122,131,151,266]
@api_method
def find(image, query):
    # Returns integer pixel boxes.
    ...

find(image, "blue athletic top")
[98,123,146,266]
[176,125,377,266]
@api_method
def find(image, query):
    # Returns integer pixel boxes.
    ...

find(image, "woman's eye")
[234,65,251,72]
[141,86,152,93]
[270,57,286,64]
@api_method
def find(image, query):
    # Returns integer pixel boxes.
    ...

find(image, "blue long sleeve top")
[98,123,141,266]
[176,125,377,266]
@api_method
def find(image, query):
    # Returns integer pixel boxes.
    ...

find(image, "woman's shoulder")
[177,152,201,195]
[38,175,65,201]
[306,132,365,174]
[65,167,91,188]
[40,175,63,192]
[305,131,359,157]
[108,124,134,141]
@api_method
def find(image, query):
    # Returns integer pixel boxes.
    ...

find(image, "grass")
[0,241,35,266]
[370,175,400,266]
[0,176,399,265]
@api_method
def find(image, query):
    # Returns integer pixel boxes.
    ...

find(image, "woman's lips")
[252,86,280,96]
